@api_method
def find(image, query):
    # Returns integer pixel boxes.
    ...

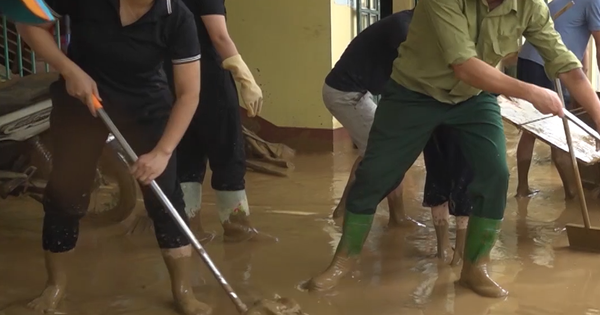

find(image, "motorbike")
[0,72,138,227]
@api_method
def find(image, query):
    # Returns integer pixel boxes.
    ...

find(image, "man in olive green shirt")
[307,0,600,298]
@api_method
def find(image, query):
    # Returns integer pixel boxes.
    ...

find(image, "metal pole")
[96,108,249,313]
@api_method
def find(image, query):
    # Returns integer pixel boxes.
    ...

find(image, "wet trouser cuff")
[464,216,502,263]
[337,212,374,257]
[42,213,80,253]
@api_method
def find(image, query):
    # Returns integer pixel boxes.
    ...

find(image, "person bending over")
[307,0,600,298]
[16,0,210,314]
[516,0,600,198]
[323,10,420,228]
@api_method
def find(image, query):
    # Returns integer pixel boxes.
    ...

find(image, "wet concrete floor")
[1,123,600,315]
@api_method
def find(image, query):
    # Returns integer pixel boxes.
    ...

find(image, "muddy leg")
[458,216,508,298]
[332,157,361,219]
[551,147,577,200]
[516,132,539,197]
[387,181,424,228]
[450,216,468,266]
[181,182,215,243]
[216,190,278,243]
[163,246,212,315]
[431,203,452,263]
[28,251,69,312]
[306,212,373,291]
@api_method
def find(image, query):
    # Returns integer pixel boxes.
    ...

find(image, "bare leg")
[332,156,361,219]
[163,246,212,315]
[28,251,69,312]
[431,203,452,263]
[387,182,424,228]
[516,132,540,197]
[551,147,577,200]
[450,216,469,266]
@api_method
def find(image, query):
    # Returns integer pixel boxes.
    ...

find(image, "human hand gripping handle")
[222,54,263,117]
[91,95,250,314]
[63,66,102,117]
[92,97,171,185]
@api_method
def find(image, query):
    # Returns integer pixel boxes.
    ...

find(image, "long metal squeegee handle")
[555,79,592,229]
[91,97,249,313]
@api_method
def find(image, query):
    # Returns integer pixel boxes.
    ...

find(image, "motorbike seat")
[0,72,58,116]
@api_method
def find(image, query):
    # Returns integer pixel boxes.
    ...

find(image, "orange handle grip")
[92,95,103,109]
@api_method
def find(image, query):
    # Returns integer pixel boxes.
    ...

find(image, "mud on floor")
[2,124,600,315]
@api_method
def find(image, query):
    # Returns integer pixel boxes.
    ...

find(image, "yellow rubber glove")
[222,54,263,117]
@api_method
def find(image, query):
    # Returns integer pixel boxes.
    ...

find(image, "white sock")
[181,182,202,218]
[215,190,249,223]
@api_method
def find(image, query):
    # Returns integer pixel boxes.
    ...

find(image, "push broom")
[92,96,304,314]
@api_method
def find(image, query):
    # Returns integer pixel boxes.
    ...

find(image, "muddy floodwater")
[2,123,600,315]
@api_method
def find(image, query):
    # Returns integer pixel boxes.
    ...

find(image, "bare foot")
[388,216,425,229]
[175,296,212,315]
[27,284,65,313]
[515,186,540,198]
[437,245,454,264]
[450,250,463,266]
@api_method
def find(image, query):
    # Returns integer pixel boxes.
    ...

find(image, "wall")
[227,0,333,131]
[329,0,356,129]
[393,0,415,12]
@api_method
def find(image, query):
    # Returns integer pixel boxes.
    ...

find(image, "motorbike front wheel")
[29,136,139,228]
[84,138,138,227]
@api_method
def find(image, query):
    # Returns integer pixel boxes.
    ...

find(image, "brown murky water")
[2,123,600,315]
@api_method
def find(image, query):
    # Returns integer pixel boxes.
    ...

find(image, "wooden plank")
[498,95,600,165]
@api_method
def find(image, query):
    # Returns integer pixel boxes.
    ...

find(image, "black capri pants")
[422,125,474,217]
[42,82,189,253]
[176,61,246,191]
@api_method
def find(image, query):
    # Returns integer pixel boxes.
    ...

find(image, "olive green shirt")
[391,0,582,104]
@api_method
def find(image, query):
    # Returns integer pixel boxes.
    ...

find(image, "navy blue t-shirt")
[325,10,413,95]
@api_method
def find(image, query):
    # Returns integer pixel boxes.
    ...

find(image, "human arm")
[582,45,590,74]
[131,7,201,185]
[202,14,238,59]
[15,0,102,115]
[523,0,600,125]
[420,0,563,114]
[132,61,200,184]
[197,0,262,116]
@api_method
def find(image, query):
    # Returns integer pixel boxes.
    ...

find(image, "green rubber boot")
[458,216,508,297]
[307,212,374,291]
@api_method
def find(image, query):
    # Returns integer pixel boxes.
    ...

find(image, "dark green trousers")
[346,81,509,220]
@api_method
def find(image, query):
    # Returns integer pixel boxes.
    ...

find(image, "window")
[0,15,65,79]
[356,0,380,33]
